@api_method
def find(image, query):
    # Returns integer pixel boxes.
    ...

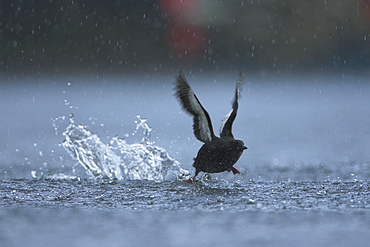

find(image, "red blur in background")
[159,0,207,57]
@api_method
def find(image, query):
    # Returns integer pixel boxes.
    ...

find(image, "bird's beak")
[243,146,248,150]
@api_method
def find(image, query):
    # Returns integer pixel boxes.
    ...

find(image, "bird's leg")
[183,177,194,183]
[230,167,240,175]
[183,171,199,183]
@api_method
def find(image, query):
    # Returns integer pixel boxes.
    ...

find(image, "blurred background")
[1,0,370,76]
[1,0,370,180]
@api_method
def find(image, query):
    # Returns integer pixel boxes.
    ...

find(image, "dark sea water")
[1,179,369,247]
[1,73,370,246]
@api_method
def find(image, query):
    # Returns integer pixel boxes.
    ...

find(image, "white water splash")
[62,115,190,181]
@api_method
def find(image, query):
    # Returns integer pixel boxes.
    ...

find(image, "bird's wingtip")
[177,69,185,78]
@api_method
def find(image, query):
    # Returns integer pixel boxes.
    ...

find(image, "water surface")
[1,73,369,246]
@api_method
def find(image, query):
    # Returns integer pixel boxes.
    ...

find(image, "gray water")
[1,72,370,246]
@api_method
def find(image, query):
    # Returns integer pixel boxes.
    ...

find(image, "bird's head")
[234,140,247,151]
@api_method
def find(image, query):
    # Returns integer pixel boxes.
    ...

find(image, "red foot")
[230,167,240,175]
[183,172,199,183]
[183,178,194,183]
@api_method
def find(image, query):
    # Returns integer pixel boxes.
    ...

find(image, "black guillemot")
[174,72,247,182]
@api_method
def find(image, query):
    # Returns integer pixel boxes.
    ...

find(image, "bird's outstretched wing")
[220,72,244,139]
[175,72,216,143]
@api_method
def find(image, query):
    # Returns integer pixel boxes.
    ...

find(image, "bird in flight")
[174,71,247,182]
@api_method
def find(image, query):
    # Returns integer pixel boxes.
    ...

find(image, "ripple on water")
[0,179,369,212]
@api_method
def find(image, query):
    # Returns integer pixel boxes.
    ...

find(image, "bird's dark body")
[194,139,245,174]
